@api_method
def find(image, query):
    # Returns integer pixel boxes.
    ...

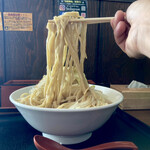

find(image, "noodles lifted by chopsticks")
[17,12,109,109]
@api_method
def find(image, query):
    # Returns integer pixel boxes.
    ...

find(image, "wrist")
[137,24,150,58]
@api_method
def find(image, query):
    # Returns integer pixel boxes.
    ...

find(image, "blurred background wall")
[0,0,150,87]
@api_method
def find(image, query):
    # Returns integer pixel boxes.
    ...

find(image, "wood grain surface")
[97,1,150,85]
[84,0,100,82]
[125,110,150,126]
[0,0,150,87]
[0,0,5,85]
[3,0,54,81]
[97,1,133,84]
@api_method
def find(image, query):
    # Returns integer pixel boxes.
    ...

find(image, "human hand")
[111,10,131,56]
[111,0,150,58]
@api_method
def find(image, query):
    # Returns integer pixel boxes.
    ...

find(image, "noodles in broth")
[17,12,109,109]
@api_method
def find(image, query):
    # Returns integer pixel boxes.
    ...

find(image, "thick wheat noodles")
[17,12,109,109]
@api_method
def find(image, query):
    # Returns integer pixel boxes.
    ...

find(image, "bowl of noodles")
[10,12,123,144]
[10,84,123,145]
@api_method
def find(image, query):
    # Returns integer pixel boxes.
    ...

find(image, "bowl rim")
[9,85,123,112]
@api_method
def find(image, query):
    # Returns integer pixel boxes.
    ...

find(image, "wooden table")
[125,109,150,126]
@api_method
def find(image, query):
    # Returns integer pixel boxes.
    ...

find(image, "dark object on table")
[33,134,138,150]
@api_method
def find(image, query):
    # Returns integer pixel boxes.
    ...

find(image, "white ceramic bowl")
[10,85,123,145]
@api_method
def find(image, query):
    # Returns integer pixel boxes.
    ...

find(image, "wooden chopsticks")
[48,17,114,24]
